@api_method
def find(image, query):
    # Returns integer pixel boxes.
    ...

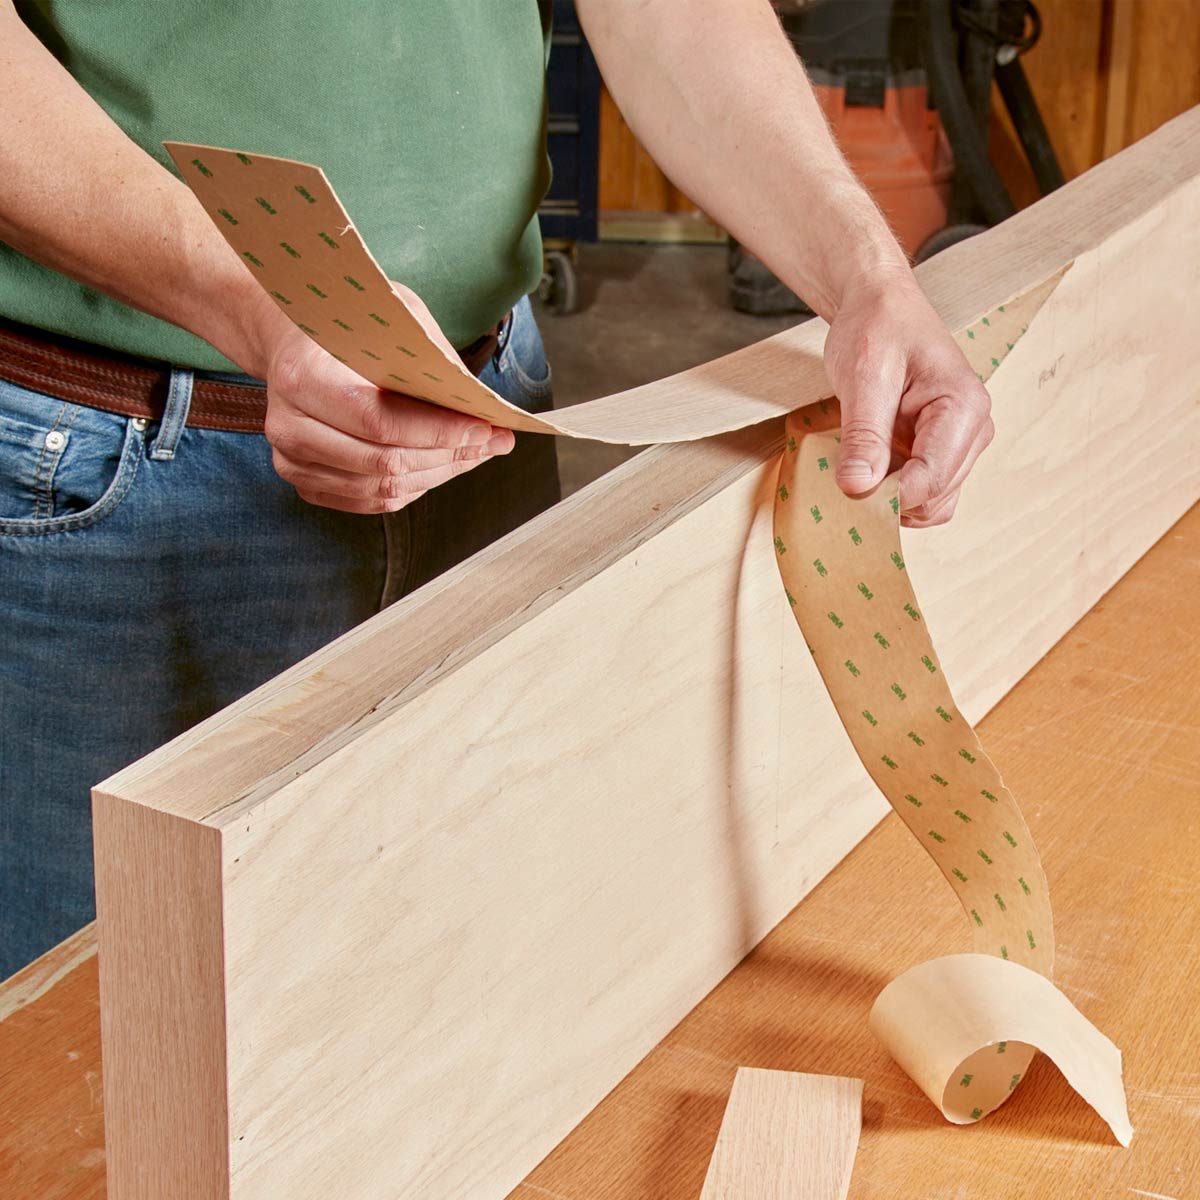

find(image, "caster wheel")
[539,249,579,315]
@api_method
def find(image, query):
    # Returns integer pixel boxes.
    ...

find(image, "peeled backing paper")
[170,144,1131,1146]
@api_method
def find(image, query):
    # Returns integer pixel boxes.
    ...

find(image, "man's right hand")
[259,322,514,515]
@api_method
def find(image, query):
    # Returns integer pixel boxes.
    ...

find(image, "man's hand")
[261,321,514,515]
[823,267,994,529]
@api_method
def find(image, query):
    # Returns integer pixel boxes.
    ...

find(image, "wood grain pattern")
[91,798,228,1200]
[699,1069,861,1199]
[6,503,1197,1200]
[88,113,1200,1200]
[0,933,104,1200]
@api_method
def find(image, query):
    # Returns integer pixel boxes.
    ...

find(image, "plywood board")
[94,110,1200,1200]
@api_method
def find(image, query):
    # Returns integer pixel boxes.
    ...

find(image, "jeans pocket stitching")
[0,419,142,537]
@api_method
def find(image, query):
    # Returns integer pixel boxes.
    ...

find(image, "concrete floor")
[532,243,801,495]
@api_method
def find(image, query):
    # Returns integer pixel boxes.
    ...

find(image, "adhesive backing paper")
[169,144,1131,1148]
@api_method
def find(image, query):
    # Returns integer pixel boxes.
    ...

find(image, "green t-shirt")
[3,2,551,370]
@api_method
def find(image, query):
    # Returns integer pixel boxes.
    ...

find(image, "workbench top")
[3,506,1197,1200]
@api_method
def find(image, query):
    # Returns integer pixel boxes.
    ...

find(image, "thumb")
[835,397,897,496]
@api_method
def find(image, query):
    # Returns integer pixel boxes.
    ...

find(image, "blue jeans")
[0,296,559,979]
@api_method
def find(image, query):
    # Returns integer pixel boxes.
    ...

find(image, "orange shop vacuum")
[730,0,1064,314]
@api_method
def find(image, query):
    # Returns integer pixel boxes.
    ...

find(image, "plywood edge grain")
[93,791,229,1200]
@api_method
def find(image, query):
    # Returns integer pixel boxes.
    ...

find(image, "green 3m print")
[817,455,828,470]
[981,788,998,802]
[881,754,898,769]
[344,275,366,291]
[960,1074,973,1087]
[319,232,339,249]
[306,284,327,299]
[862,710,878,727]
[890,496,899,514]
[904,603,920,621]
[970,1107,983,1120]
[294,184,316,203]
[268,291,291,305]
[255,197,276,214]
[828,611,844,629]
[773,536,787,556]
[907,730,924,746]
[1018,876,1031,895]
[787,436,797,451]
[970,908,983,926]
[891,683,906,700]
[810,505,823,523]
[844,660,860,676]
[928,830,946,843]
[242,251,263,268]
[1003,831,1017,847]
[235,152,253,166]
[332,319,352,331]
[1026,929,1037,949]
[921,655,936,673]
[978,849,993,864]
[217,208,238,226]
[931,773,949,787]
[191,158,212,178]
[858,582,874,600]
[368,313,390,327]
[785,590,797,608]
[954,810,971,823]
[874,632,890,649]
[996,1041,1007,1053]
[936,706,952,722]
[778,484,789,502]
[905,794,922,807]
[994,893,1006,912]
[891,551,905,570]
[952,867,967,882]
[849,526,862,545]
[1009,1073,1022,1091]
[813,558,827,576]
[959,749,977,764]
[280,242,301,259]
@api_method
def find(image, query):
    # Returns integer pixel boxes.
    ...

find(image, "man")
[0,0,994,978]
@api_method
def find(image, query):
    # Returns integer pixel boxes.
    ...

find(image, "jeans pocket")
[493,296,553,413]
[0,380,142,536]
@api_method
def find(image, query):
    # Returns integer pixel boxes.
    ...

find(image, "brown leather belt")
[0,314,509,434]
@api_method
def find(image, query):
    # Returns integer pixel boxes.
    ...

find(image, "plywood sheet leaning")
[94,108,1200,1200]
[699,1069,862,1200]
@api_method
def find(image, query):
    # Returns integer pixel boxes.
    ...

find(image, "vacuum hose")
[918,0,1017,225]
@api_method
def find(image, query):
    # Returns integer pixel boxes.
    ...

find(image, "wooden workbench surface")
[2,505,1197,1200]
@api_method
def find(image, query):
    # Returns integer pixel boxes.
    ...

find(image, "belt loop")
[148,368,194,461]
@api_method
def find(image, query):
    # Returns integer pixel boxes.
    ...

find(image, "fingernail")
[485,432,513,455]
[461,426,491,447]
[838,457,874,478]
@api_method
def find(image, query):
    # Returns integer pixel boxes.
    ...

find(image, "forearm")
[577,0,909,321]
[0,2,286,375]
